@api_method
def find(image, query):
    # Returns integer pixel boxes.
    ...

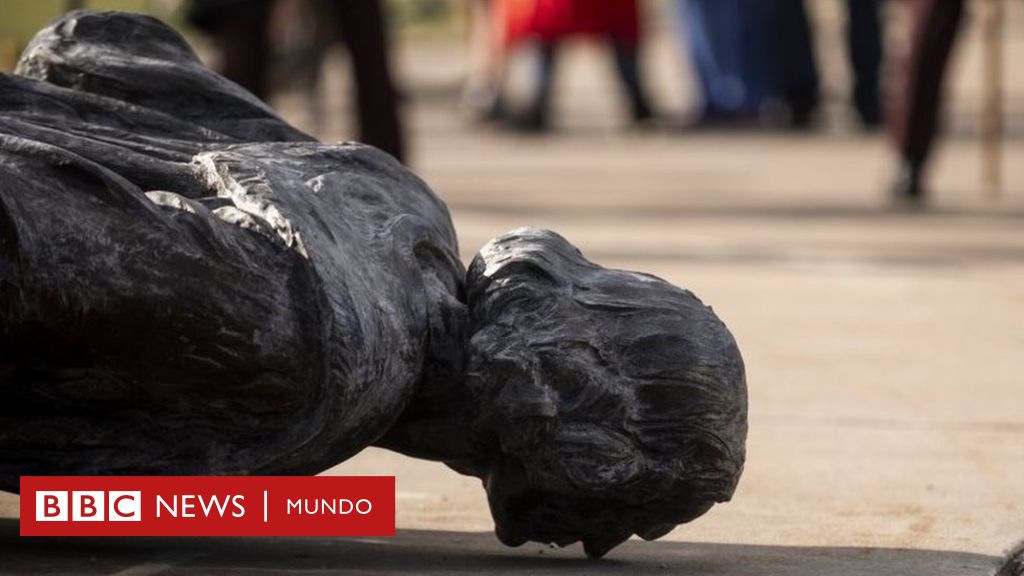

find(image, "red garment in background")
[498,0,642,47]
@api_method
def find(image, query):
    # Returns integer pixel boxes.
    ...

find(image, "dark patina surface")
[0,11,746,557]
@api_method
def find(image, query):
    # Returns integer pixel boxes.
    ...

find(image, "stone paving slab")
[0,520,1005,576]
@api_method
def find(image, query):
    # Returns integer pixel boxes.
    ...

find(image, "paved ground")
[0,520,1006,575]
[2,2,1023,574]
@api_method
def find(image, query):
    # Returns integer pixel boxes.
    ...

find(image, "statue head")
[462,228,747,557]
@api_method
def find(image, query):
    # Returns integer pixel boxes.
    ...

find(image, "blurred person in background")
[674,0,882,131]
[187,0,406,162]
[496,0,656,132]
[674,0,774,129]
[770,0,884,130]
[888,0,965,204]
[461,0,510,123]
[188,0,275,100]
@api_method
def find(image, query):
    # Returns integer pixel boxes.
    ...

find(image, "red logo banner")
[20,476,395,537]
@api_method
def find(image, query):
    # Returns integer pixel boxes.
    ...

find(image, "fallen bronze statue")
[0,11,747,558]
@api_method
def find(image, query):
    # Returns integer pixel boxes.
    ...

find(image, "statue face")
[463,228,747,557]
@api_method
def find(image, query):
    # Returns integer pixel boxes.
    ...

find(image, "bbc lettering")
[35,491,141,522]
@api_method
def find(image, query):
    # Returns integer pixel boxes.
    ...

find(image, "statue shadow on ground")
[0,519,1003,575]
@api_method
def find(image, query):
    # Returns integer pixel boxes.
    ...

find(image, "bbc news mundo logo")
[20,476,394,537]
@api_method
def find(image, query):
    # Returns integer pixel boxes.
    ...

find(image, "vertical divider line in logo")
[263,490,268,523]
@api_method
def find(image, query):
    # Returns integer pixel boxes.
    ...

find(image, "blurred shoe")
[628,104,660,132]
[460,83,506,124]
[787,106,818,131]
[855,104,884,132]
[628,116,661,133]
[506,108,549,134]
[678,108,763,133]
[890,161,926,208]
[781,93,821,131]
[630,97,654,121]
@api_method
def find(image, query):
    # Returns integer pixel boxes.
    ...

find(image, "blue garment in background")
[677,0,774,119]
